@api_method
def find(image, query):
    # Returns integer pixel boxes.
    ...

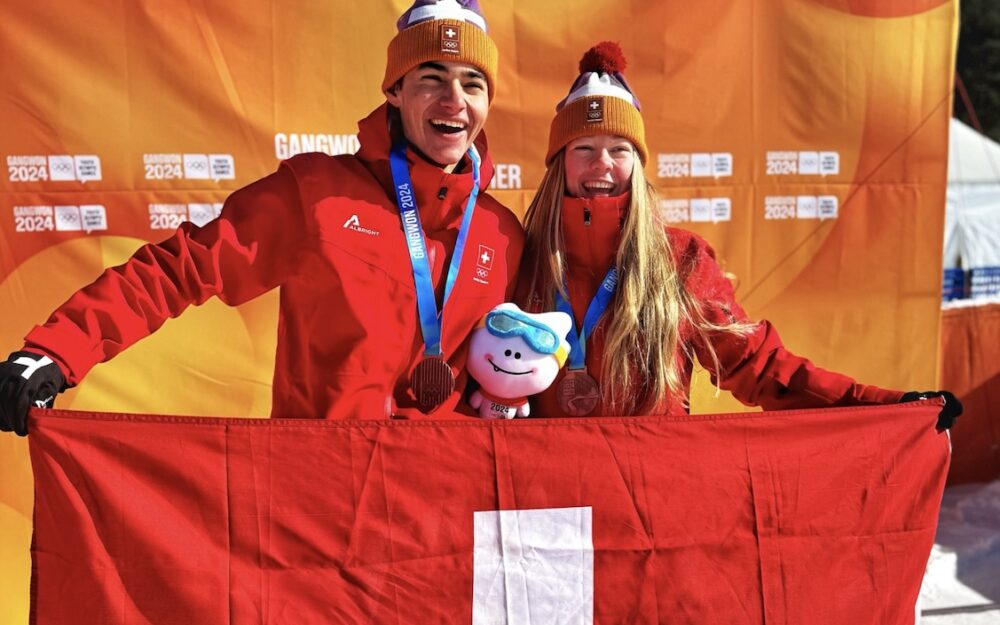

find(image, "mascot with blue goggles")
[467,304,572,419]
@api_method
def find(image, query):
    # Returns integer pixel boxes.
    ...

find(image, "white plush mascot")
[467,303,573,419]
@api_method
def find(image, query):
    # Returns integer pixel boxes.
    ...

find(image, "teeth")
[493,364,500,372]
[430,119,467,129]
[584,181,614,189]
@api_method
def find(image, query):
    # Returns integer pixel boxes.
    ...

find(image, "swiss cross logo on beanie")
[586,98,604,123]
[440,24,460,54]
[546,41,649,164]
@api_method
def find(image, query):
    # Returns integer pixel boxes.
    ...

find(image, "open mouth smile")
[429,118,469,135]
[487,358,531,376]
[582,181,616,195]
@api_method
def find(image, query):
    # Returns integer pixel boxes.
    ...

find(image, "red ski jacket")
[24,104,525,420]
[522,193,902,417]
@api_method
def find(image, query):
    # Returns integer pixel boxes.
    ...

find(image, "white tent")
[945,119,1000,274]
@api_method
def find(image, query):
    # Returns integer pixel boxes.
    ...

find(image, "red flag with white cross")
[28,403,948,624]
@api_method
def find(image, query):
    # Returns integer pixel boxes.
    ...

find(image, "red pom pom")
[578,41,627,75]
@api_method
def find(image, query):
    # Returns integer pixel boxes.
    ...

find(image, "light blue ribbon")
[389,143,481,356]
[554,266,618,370]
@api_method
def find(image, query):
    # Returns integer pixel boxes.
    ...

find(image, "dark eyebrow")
[416,62,485,82]
[417,62,448,72]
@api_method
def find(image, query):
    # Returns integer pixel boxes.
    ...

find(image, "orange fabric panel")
[0,2,956,412]
[940,303,1000,485]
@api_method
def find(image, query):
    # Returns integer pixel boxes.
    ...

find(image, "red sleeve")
[22,164,307,385]
[675,229,904,410]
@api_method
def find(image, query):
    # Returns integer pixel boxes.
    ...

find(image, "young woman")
[518,42,960,424]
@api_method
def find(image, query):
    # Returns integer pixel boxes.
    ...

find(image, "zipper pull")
[583,206,591,226]
[438,186,448,200]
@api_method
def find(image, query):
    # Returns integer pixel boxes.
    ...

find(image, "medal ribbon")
[554,266,618,370]
[389,142,481,357]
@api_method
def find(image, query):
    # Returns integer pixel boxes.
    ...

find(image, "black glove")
[0,351,67,436]
[899,390,963,431]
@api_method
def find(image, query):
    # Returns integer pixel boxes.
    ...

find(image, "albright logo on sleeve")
[342,214,380,237]
[6,155,102,183]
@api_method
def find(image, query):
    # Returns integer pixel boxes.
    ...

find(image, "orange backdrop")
[940,303,1000,485]
[0,1,956,621]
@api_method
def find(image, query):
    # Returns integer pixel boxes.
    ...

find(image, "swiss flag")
[477,244,494,270]
[28,403,948,624]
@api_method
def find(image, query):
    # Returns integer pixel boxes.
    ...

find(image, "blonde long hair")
[521,149,748,415]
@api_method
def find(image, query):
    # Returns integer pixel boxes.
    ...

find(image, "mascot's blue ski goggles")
[482,309,569,365]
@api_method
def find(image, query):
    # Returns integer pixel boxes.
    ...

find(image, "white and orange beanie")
[547,41,648,164]
[383,0,499,102]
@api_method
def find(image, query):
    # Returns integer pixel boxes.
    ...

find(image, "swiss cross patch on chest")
[586,97,604,123]
[477,244,494,270]
[440,24,460,55]
[474,244,494,285]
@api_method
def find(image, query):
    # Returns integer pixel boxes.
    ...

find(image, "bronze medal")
[411,357,456,412]
[557,370,600,416]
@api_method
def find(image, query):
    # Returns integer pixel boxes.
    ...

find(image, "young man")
[0,0,524,434]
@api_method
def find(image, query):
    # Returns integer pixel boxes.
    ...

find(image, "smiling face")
[563,135,636,198]
[386,60,489,172]
[467,332,563,399]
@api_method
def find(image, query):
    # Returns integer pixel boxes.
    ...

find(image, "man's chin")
[426,147,469,170]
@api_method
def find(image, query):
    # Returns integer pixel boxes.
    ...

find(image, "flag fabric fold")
[28,402,949,624]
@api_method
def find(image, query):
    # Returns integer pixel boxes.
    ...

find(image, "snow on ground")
[919,480,1000,624]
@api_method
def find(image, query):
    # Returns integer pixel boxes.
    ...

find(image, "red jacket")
[523,193,902,417]
[24,104,525,419]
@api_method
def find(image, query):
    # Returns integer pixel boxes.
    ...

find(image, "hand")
[0,351,67,436]
[899,390,963,431]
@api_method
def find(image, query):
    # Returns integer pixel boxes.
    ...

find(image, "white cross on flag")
[27,403,948,624]
[477,244,494,270]
[586,97,604,123]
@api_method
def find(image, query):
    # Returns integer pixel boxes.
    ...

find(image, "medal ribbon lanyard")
[389,142,481,357]
[554,266,618,371]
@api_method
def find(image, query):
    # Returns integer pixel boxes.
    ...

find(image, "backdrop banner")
[29,403,949,624]
[0,1,959,621]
